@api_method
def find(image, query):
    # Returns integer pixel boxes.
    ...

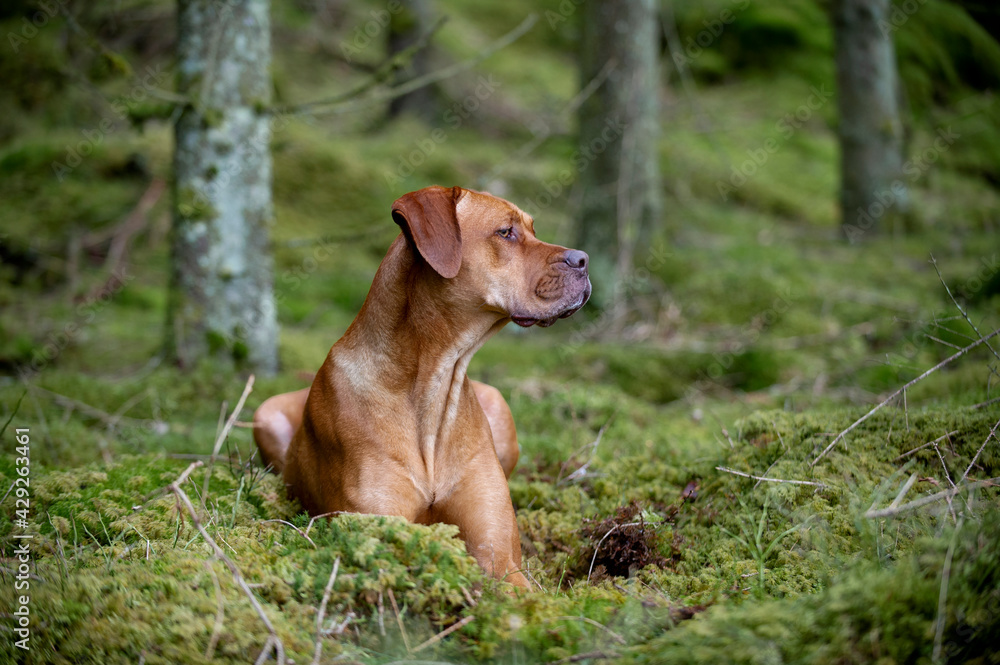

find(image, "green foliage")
[2,0,1000,662]
[2,403,997,663]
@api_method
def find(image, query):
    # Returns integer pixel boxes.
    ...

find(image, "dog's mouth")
[510,285,591,328]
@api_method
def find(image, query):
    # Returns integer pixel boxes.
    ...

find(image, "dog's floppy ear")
[391,185,463,279]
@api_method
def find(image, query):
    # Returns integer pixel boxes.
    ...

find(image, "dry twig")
[412,615,475,654]
[716,466,827,489]
[167,461,285,665]
[931,255,1000,363]
[387,587,411,653]
[811,328,1000,466]
[865,477,1000,519]
[202,375,255,510]
[893,430,959,461]
[960,416,1000,484]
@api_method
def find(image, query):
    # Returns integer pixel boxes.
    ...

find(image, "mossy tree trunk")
[387,0,437,121]
[167,0,278,374]
[575,0,662,309]
[834,0,908,241]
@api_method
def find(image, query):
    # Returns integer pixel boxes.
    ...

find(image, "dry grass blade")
[167,461,285,665]
[933,517,964,663]
[259,519,317,548]
[811,328,1000,466]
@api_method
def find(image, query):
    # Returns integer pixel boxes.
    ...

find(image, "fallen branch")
[811,328,1000,466]
[716,466,827,489]
[864,477,1000,519]
[167,461,285,665]
[412,615,475,654]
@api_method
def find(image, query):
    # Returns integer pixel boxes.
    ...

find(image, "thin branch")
[864,477,999,519]
[811,328,1000,466]
[716,466,827,489]
[283,16,447,116]
[312,557,340,665]
[387,587,412,653]
[279,14,538,116]
[889,473,918,509]
[972,395,1000,410]
[202,375,255,511]
[29,385,151,428]
[931,254,1000,363]
[960,416,1000,484]
[559,421,610,485]
[305,512,343,537]
[893,430,959,461]
[167,461,285,665]
[412,615,475,653]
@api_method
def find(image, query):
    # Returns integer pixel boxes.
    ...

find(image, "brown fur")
[253,186,590,587]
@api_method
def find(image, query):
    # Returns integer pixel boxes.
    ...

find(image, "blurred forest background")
[1,0,999,663]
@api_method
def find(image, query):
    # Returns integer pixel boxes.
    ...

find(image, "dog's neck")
[337,235,506,462]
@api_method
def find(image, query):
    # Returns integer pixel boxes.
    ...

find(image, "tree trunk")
[387,0,437,121]
[834,0,908,241]
[167,0,278,374]
[575,0,662,308]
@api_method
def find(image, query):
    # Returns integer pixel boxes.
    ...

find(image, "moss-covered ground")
[2,0,1000,662]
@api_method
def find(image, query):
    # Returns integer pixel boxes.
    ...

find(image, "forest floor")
[1,0,999,663]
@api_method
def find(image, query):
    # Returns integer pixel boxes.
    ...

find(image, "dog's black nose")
[563,249,589,270]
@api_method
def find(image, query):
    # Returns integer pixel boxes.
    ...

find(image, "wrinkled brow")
[516,210,536,235]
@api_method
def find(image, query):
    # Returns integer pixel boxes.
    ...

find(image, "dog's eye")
[496,227,514,239]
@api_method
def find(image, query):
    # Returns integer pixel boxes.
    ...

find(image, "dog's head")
[392,185,591,327]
